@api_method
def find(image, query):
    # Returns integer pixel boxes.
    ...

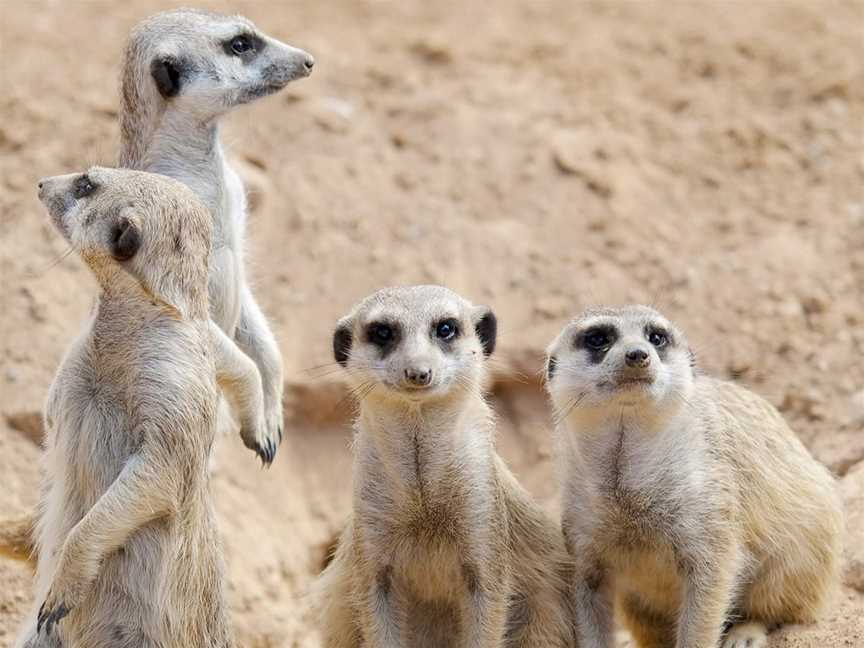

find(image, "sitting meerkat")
[545,305,843,648]
[121,9,315,463]
[316,285,574,648]
[16,167,268,648]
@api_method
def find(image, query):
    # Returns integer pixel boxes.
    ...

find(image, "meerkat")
[316,285,574,648]
[120,8,315,463]
[16,167,269,648]
[545,305,844,648]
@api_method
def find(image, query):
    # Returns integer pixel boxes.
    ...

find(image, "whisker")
[26,247,75,278]
[552,390,587,427]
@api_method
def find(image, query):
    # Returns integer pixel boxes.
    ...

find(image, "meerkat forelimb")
[16,167,262,648]
[120,9,315,463]
[316,285,575,648]
[546,305,843,648]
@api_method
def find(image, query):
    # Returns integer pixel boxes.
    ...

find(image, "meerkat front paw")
[722,621,768,648]
[240,410,277,467]
[36,587,73,636]
[263,389,285,452]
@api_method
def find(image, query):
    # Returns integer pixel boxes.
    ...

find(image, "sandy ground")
[1,0,863,646]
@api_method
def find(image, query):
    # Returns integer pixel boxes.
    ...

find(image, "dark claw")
[277,424,283,444]
[37,601,69,635]
[249,433,280,467]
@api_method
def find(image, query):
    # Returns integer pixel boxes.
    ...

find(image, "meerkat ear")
[110,217,141,262]
[333,321,353,366]
[472,307,497,357]
[150,56,183,98]
[546,355,558,381]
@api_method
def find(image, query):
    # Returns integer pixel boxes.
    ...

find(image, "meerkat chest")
[357,479,489,603]
[581,422,708,541]
[223,162,247,233]
[206,164,245,334]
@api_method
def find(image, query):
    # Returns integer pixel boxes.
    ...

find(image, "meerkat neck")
[356,394,493,504]
[119,100,231,248]
[97,273,205,322]
[567,398,688,439]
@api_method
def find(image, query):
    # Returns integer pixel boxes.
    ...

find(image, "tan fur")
[546,305,843,648]
[15,167,267,648]
[316,286,574,648]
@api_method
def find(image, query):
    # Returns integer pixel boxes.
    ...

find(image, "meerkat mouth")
[600,376,654,391]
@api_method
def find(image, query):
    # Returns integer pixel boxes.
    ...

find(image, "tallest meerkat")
[120,9,314,461]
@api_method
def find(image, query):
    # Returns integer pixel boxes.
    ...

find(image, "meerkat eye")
[229,35,255,56]
[583,327,613,350]
[435,319,459,341]
[367,323,395,346]
[73,175,96,199]
[647,329,669,348]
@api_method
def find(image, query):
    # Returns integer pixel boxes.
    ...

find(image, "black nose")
[625,348,650,368]
[38,181,44,189]
[303,54,315,70]
[405,367,432,387]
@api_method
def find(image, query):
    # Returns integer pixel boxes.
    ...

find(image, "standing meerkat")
[545,305,843,648]
[16,167,268,648]
[121,8,315,463]
[0,8,311,566]
[316,285,574,648]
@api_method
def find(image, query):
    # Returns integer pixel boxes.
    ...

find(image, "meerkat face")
[133,9,314,118]
[37,167,211,310]
[332,286,497,405]
[545,306,694,419]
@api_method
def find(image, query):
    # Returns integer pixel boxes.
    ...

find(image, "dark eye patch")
[73,175,96,199]
[223,33,266,60]
[434,318,459,342]
[645,325,673,359]
[365,321,400,358]
[575,324,618,364]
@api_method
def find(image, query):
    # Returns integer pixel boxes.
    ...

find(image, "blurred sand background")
[1,0,862,645]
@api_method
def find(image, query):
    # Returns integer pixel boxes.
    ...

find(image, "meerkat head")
[332,286,497,406]
[37,167,211,317]
[126,9,314,120]
[545,306,695,422]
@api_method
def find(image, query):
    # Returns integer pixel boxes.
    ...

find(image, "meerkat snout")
[37,172,99,237]
[403,365,433,388]
[624,346,650,368]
